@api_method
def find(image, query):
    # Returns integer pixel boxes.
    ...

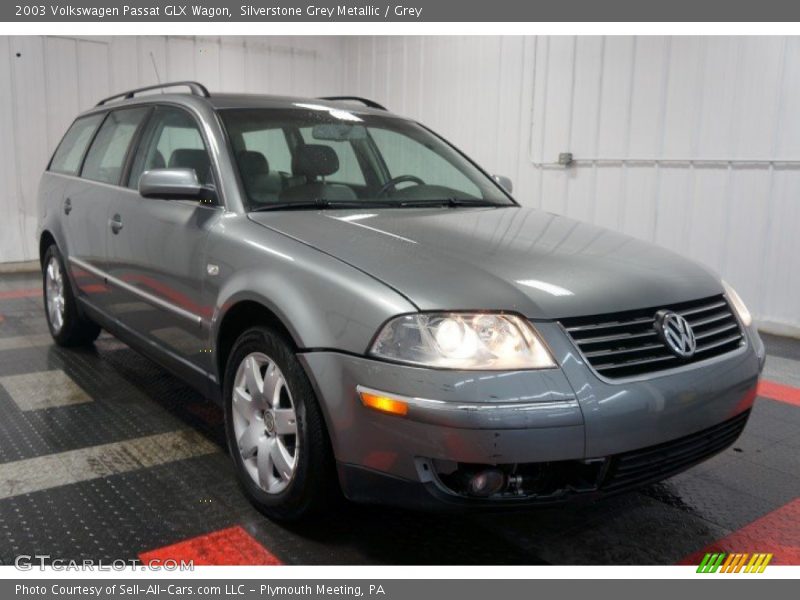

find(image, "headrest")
[151,150,166,169]
[168,149,210,181]
[292,144,339,178]
[237,150,270,177]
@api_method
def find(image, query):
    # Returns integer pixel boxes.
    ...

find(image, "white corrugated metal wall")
[0,35,346,264]
[1,35,797,334]
[343,36,800,335]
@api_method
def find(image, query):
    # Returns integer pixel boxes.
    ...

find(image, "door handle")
[109,214,123,234]
[63,198,72,215]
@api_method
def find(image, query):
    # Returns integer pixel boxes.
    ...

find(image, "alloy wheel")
[45,256,65,334]
[232,352,299,494]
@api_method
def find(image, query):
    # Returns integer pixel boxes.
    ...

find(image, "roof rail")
[96,81,210,107]
[319,96,387,110]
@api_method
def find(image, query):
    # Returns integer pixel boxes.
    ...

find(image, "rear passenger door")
[105,105,219,386]
[46,112,104,280]
[58,108,149,307]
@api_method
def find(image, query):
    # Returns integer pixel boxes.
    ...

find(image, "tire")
[223,326,337,521]
[42,244,101,347]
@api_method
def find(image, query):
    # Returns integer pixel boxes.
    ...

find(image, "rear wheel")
[42,244,101,346]
[223,326,337,521]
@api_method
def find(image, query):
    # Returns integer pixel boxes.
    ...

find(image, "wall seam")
[757,36,790,320]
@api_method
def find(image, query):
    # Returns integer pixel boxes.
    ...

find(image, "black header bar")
[5,0,800,22]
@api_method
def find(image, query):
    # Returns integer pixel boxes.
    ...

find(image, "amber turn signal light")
[359,390,409,416]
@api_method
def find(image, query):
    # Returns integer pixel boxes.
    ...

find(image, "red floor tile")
[679,498,800,566]
[186,402,224,426]
[139,525,283,566]
[758,379,800,407]
[0,288,41,300]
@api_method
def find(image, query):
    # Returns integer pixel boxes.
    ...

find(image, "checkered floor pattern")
[0,272,798,565]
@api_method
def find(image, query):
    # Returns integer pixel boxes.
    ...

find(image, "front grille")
[560,295,744,379]
[601,409,750,492]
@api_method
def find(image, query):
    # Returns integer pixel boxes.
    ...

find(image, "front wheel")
[223,326,337,521]
[42,244,101,347]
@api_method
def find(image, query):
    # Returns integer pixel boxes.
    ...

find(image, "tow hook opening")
[421,458,609,500]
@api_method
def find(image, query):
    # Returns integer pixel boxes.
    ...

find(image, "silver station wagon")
[38,81,765,520]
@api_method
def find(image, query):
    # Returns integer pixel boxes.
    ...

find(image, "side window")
[299,127,365,185]
[242,128,292,174]
[128,106,211,187]
[370,128,480,196]
[49,113,104,175]
[81,108,149,185]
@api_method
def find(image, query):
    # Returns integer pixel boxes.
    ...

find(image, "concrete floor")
[0,272,798,565]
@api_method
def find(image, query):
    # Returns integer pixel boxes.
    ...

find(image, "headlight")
[369,313,556,370]
[723,280,752,327]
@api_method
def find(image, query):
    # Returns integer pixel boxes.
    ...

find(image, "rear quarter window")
[48,113,104,175]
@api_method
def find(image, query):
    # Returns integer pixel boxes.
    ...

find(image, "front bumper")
[337,408,752,509]
[298,322,765,507]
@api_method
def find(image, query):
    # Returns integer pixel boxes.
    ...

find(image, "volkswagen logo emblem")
[655,310,697,358]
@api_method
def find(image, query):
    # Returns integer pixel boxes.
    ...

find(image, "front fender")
[208,216,417,366]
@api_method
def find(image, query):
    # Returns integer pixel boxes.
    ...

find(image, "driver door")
[105,105,221,385]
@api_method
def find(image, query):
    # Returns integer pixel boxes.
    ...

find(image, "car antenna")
[149,51,163,91]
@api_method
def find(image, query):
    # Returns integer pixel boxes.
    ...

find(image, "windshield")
[219,107,514,210]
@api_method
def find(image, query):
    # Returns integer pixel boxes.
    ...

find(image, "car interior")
[75,104,501,207]
[227,123,374,205]
[221,111,495,208]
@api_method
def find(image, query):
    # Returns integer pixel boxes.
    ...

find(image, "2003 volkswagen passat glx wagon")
[38,81,765,520]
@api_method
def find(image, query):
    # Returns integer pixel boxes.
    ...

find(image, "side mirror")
[138,168,216,202]
[492,174,513,194]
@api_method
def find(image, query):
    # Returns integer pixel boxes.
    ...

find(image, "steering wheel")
[378,174,425,196]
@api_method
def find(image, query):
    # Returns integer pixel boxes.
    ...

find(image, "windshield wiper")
[249,197,510,212]
[396,198,508,208]
[249,199,368,212]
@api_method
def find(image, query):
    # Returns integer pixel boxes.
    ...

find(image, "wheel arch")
[39,230,57,268]
[214,297,300,389]
[213,297,344,468]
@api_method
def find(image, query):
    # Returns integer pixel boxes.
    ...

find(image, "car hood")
[248,206,722,320]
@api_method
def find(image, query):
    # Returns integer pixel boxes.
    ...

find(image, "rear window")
[81,108,149,185]
[48,114,104,175]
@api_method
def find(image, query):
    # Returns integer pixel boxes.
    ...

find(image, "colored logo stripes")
[697,552,773,573]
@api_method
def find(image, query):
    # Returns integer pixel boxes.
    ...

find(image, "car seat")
[279,145,357,202]
[237,150,283,204]
[168,149,211,184]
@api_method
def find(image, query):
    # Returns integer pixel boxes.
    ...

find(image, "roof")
[203,93,392,116]
[88,81,396,118]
